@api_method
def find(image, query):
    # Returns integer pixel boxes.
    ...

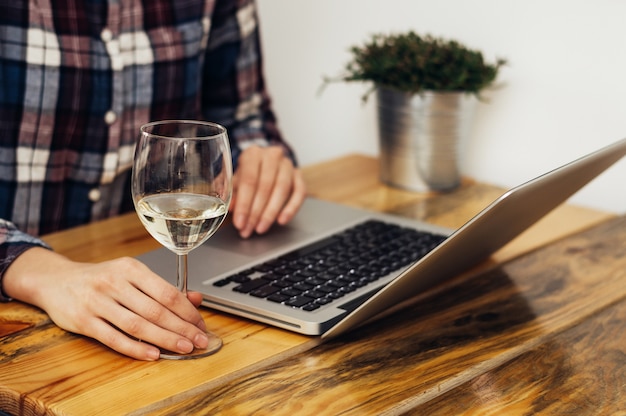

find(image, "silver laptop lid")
[323,137,626,339]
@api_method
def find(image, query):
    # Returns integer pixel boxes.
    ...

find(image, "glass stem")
[176,253,188,294]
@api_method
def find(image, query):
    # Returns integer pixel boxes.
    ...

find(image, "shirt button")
[104,110,117,125]
[101,28,113,43]
[88,188,102,202]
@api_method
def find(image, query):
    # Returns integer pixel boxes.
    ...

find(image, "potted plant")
[326,31,506,191]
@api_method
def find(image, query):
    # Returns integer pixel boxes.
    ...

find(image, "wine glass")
[132,120,233,359]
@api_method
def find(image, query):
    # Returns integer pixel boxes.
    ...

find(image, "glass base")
[159,331,223,360]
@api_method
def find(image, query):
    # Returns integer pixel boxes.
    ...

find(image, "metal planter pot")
[376,87,476,192]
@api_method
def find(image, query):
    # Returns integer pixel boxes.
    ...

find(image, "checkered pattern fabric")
[0,0,294,236]
[0,0,296,299]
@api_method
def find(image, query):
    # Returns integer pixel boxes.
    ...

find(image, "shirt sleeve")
[0,219,52,302]
[201,0,297,170]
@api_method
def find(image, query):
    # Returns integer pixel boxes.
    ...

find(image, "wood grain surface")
[152,215,626,416]
[0,154,620,415]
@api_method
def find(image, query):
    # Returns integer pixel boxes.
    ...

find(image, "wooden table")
[1,154,624,415]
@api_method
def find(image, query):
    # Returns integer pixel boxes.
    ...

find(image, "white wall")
[256,0,626,213]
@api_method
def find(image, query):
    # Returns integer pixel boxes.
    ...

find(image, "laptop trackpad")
[204,222,314,258]
[184,222,316,283]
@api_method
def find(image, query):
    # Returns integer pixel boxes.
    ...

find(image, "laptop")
[137,138,626,340]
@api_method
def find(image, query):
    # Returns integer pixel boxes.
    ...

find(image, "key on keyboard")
[213,220,446,312]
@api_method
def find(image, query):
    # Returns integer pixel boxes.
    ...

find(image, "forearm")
[0,219,51,302]
[2,247,72,307]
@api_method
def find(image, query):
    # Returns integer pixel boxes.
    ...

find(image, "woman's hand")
[3,247,209,361]
[230,145,307,238]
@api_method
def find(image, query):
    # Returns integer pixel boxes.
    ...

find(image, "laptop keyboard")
[212,220,447,312]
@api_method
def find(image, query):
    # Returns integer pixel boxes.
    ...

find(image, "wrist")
[3,247,70,306]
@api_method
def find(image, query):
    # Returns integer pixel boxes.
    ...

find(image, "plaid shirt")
[0,0,296,300]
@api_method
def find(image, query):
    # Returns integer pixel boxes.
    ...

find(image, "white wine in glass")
[132,120,233,359]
